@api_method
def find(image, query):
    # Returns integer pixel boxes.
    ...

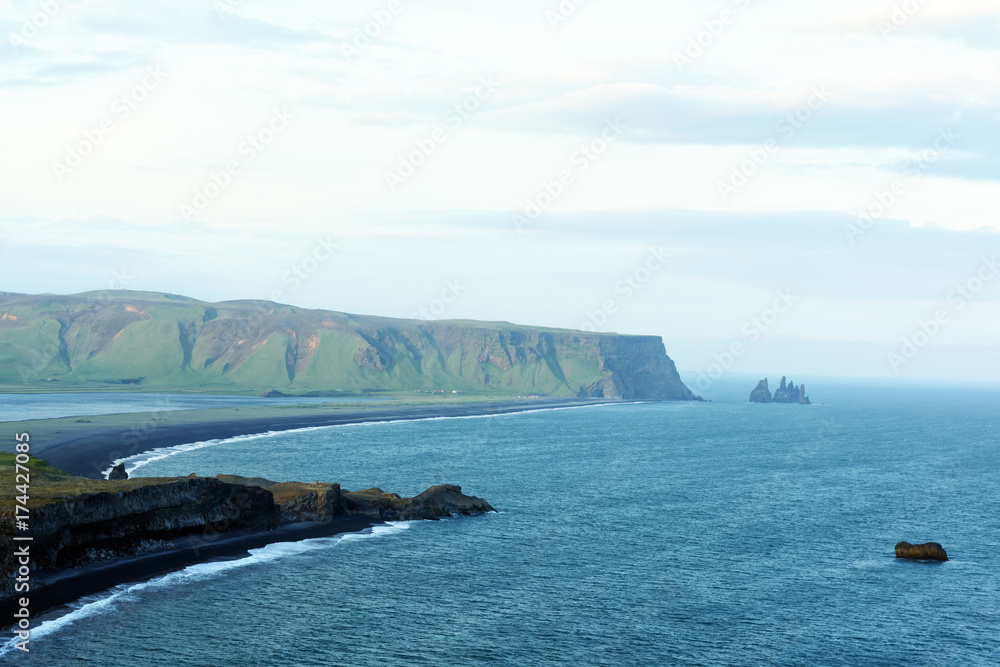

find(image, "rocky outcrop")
[345,484,495,520]
[749,379,772,403]
[750,376,810,404]
[217,475,495,522]
[895,541,949,561]
[108,463,129,480]
[0,477,279,573]
[1,464,496,606]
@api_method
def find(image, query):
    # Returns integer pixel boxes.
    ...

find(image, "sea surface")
[0,392,381,423]
[4,378,999,665]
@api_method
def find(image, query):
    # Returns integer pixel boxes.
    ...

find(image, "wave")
[0,521,414,658]
[103,401,640,478]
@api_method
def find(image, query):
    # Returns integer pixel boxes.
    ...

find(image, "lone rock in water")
[895,541,948,561]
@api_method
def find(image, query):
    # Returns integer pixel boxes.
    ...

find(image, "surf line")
[102,401,641,478]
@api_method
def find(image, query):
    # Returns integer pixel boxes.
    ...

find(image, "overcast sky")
[1,0,997,384]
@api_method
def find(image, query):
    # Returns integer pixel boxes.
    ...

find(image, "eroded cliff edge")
[0,457,494,606]
[0,291,698,400]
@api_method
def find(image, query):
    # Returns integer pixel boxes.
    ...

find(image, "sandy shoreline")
[12,397,617,478]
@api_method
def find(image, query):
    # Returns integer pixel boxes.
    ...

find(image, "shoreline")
[0,397,618,629]
[15,397,622,478]
[1,517,380,627]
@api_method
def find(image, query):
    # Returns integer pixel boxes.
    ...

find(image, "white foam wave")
[0,521,414,657]
[103,401,638,478]
[101,425,341,478]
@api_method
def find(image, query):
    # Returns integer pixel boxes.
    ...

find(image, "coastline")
[1,396,610,634]
[1,516,379,628]
[10,397,621,479]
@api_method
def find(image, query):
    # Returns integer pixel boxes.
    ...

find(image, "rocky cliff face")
[0,291,698,400]
[0,477,279,574]
[577,337,698,400]
[218,475,495,521]
[1,468,495,605]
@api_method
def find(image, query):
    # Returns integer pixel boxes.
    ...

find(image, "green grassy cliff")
[0,291,696,400]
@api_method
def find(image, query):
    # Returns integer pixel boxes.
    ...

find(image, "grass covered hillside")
[0,291,696,400]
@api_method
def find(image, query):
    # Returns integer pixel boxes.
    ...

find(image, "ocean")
[4,377,999,665]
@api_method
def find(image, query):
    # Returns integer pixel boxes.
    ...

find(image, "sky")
[0,0,997,384]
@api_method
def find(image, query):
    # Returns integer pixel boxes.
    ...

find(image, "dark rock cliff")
[576,336,697,400]
[217,475,495,522]
[1,470,495,604]
[0,477,279,573]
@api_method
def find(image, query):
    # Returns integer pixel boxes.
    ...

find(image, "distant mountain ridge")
[0,291,698,400]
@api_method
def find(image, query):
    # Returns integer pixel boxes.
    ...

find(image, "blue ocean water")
[0,392,381,423]
[5,378,999,665]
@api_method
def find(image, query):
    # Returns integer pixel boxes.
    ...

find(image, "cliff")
[0,291,697,400]
[216,475,495,522]
[0,456,495,605]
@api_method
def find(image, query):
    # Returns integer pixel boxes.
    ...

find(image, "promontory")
[0,454,494,618]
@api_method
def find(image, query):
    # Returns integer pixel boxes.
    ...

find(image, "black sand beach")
[17,397,615,478]
[1,397,613,624]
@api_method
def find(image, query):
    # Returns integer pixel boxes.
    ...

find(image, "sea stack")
[749,379,772,403]
[895,541,949,561]
[751,376,810,404]
[108,463,129,480]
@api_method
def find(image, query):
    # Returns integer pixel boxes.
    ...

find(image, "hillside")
[0,291,697,400]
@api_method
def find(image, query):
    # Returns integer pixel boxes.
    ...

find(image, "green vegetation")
[0,453,174,511]
[0,290,690,399]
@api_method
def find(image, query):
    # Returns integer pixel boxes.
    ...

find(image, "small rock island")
[895,541,949,561]
[750,377,810,404]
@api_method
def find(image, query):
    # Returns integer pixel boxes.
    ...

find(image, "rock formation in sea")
[108,463,129,480]
[895,541,949,561]
[750,376,810,404]
[749,379,772,403]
